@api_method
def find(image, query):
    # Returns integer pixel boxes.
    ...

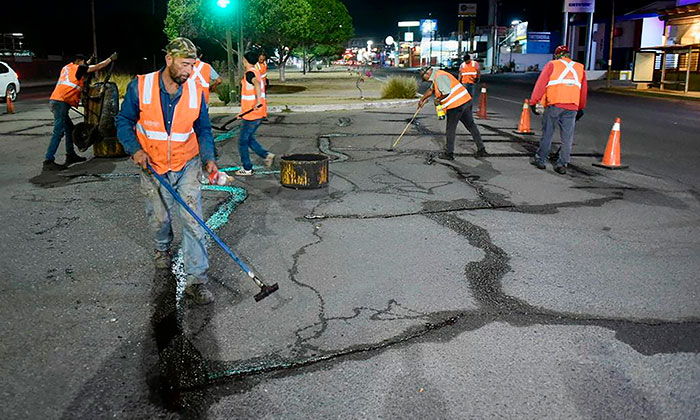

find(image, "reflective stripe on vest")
[546,59,582,88]
[544,58,584,107]
[191,60,210,88]
[434,70,471,110]
[459,62,478,83]
[255,62,268,79]
[136,71,201,173]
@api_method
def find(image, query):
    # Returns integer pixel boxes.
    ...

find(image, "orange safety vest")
[241,68,266,120]
[459,61,478,84]
[190,59,213,103]
[135,71,201,174]
[433,70,471,110]
[50,63,85,107]
[255,61,268,82]
[544,58,584,107]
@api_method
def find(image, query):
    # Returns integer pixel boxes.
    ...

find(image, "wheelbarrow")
[72,58,126,157]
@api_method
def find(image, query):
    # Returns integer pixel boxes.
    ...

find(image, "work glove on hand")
[109,52,118,62]
[530,104,540,115]
[576,109,584,121]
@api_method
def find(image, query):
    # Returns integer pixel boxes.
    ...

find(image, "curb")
[598,87,700,102]
[208,99,419,115]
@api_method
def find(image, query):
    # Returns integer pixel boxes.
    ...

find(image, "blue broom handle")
[147,163,254,277]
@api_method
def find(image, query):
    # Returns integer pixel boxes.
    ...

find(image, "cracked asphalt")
[1,93,699,419]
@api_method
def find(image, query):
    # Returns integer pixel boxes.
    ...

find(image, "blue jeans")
[463,83,475,97]
[46,100,76,161]
[536,106,577,167]
[238,119,269,170]
[140,158,208,286]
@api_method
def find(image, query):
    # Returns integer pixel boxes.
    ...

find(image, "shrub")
[381,76,417,99]
[217,82,232,105]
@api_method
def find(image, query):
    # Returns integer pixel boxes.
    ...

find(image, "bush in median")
[381,76,417,99]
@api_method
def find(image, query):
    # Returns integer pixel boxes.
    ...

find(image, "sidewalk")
[598,86,700,101]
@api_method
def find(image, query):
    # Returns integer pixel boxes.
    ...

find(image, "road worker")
[528,45,588,175]
[44,52,116,171]
[418,67,486,160]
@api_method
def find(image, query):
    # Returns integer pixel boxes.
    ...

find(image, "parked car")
[0,61,20,102]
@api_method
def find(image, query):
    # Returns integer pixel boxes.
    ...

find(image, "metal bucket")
[279,153,329,189]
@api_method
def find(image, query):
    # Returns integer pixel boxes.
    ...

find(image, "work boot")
[474,148,488,158]
[43,160,67,171]
[65,153,87,166]
[553,164,567,175]
[529,156,546,170]
[438,151,455,161]
[185,283,214,305]
[234,168,254,176]
[154,250,171,270]
[264,152,276,168]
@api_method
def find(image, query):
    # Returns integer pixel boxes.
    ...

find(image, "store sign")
[458,3,477,17]
[420,19,438,35]
[515,21,528,41]
[404,32,414,42]
[564,1,595,13]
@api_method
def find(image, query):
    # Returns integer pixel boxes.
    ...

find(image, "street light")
[214,0,240,101]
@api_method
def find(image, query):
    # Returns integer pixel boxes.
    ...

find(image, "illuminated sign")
[564,1,595,13]
[398,21,420,27]
[420,19,438,35]
[515,21,528,41]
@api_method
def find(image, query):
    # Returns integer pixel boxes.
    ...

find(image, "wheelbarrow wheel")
[73,123,98,152]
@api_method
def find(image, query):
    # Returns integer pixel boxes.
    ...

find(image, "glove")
[576,109,584,121]
[530,104,540,115]
[109,52,118,62]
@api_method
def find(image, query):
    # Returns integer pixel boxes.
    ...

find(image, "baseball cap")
[165,37,197,59]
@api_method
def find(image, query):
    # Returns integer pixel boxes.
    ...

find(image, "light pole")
[216,0,237,101]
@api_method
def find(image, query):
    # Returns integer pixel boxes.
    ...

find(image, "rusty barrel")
[279,153,329,189]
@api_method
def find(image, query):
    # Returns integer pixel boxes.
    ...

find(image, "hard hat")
[554,45,570,57]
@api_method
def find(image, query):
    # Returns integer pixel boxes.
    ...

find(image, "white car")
[0,61,20,102]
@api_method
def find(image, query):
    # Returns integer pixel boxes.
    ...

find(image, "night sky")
[3,0,652,72]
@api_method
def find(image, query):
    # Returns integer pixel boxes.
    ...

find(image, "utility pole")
[606,0,615,88]
[238,3,244,76]
[91,0,98,57]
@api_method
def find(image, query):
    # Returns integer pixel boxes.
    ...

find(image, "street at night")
[1,0,699,419]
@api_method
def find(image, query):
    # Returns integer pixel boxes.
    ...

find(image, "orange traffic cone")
[5,92,14,114]
[476,84,488,119]
[514,99,534,135]
[593,117,628,169]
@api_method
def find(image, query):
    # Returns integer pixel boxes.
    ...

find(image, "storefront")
[635,2,700,92]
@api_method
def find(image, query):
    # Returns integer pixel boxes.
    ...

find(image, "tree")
[163,0,353,82]
[299,0,354,74]
[246,0,312,81]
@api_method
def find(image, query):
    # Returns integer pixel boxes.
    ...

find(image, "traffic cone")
[513,99,534,135]
[5,92,14,114]
[593,117,628,169]
[476,84,488,119]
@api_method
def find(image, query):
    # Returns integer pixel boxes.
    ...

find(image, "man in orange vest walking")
[459,53,480,97]
[528,45,588,174]
[190,48,222,104]
[116,37,218,305]
[44,52,116,171]
[418,67,486,161]
[233,51,275,176]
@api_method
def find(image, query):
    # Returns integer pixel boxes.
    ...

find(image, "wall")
[499,52,551,71]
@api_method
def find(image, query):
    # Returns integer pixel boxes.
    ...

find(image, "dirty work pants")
[445,102,484,154]
[535,106,577,167]
[46,100,76,161]
[140,158,208,286]
[238,118,269,171]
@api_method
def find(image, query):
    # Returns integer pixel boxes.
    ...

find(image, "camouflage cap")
[165,37,197,59]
